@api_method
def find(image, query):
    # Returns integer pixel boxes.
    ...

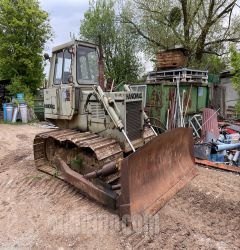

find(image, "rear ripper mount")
[34,127,197,228]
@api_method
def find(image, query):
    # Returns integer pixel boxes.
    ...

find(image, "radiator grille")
[90,103,106,119]
[126,101,142,141]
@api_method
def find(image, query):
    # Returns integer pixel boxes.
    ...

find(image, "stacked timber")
[156,48,188,70]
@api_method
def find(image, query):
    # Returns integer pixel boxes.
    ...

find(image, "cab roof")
[52,40,98,52]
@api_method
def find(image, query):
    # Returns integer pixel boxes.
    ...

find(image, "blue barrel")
[6,103,13,122]
[3,103,7,121]
[17,93,24,102]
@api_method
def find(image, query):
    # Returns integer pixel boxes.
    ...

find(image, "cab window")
[62,50,72,84]
[77,46,99,84]
[54,51,63,84]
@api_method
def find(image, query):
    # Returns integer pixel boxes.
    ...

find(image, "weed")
[25,174,43,181]
[70,156,84,171]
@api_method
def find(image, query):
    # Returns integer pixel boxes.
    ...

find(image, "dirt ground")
[0,124,239,250]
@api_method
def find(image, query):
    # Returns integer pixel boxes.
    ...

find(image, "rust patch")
[119,128,197,228]
[195,158,240,174]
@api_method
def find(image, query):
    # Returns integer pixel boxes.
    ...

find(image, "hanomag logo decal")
[65,89,70,101]
[44,104,55,109]
[126,93,142,100]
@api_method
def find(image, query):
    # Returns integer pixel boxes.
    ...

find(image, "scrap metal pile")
[194,108,240,173]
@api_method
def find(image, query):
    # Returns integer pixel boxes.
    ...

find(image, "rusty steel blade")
[119,128,197,227]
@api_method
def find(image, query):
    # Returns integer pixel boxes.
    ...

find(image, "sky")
[39,0,240,74]
[39,0,153,73]
[39,0,89,51]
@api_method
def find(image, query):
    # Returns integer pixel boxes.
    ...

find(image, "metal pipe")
[181,89,185,127]
[166,109,169,130]
[228,153,234,161]
[233,151,240,162]
[176,78,183,127]
[212,140,225,145]
[216,143,240,151]
[110,79,114,92]
[194,116,202,130]
[143,113,157,136]
[111,184,121,190]
[95,85,136,152]
[174,78,181,128]
[122,129,135,152]
[150,126,158,136]
[84,161,117,179]
[94,85,124,130]
[184,84,192,119]
[189,120,200,138]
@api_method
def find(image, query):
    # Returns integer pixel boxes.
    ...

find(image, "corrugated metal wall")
[145,82,209,128]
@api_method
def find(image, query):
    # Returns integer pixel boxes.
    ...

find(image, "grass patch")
[70,156,84,171]
[0,120,24,125]
[25,174,43,181]
[53,168,60,178]
[0,119,39,125]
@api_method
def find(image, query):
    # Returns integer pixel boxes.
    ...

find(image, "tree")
[230,45,240,112]
[80,0,141,85]
[0,0,52,98]
[121,0,240,63]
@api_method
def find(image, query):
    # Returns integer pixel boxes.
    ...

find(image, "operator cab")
[44,40,100,119]
[49,40,100,87]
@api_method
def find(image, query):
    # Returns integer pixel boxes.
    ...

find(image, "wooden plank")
[195,158,240,174]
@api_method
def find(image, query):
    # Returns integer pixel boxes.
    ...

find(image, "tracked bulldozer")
[33,40,197,227]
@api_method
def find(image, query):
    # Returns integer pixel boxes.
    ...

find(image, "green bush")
[230,45,240,114]
[6,77,34,107]
[0,0,52,95]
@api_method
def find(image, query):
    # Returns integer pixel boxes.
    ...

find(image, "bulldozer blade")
[119,128,197,228]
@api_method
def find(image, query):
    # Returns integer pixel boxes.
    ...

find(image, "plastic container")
[12,106,19,123]
[6,103,13,122]
[3,103,7,121]
[17,93,24,101]
[208,154,225,163]
[19,103,28,123]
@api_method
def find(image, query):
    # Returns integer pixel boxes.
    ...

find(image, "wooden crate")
[156,48,188,69]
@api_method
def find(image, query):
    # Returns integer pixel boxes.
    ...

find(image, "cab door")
[45,49,74,119]
[59,49,75,119]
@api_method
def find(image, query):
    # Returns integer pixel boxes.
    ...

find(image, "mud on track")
[0,124,239,249]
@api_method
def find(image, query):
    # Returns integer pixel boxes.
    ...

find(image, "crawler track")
[33,129,123,175]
